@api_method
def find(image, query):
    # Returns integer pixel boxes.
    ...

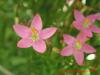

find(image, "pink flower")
[13,14,57,53]
[95,13,100,20]
[60,33,96,65]
[73,10,100,37]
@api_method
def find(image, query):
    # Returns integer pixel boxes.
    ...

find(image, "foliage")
[0,0,100,75]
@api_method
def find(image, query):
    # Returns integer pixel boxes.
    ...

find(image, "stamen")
[31,27,38,33]
[84,18,90,24]
[30,27,39,41]
[83,18,90,28]
[75,40,82,49]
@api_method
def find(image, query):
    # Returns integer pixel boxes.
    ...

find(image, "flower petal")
[77,32,88,43]
[82,29,93,37]
[60,46,73,56]
[74,10,85,22]
[90,25,100,33]
[39,27,57,39]
[31,14,42,31]
[17,38,33,48]
[13,24,31,38]
[63,34,75,45]
[82,44,96,53]
[33,39,46,53]
[95,13,100,20]
[72,21,84,30]
[73,51,84,65]
[87,14,97,23]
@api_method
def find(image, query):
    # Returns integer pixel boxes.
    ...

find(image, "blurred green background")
[0,0,100,75]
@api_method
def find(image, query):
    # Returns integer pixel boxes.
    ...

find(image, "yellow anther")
[76,40,81,45]
[31,27,37,33]
[30,27,39,41]
[75,40,82,49]
[84,18,90,24]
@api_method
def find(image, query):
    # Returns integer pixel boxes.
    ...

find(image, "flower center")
[83,18,90,28]
[75,40,82,49]
[30,27,39,41]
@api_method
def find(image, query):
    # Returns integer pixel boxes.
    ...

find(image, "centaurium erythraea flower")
[60,33,96,65]
[13,14,57,53]
[73,10,100,37]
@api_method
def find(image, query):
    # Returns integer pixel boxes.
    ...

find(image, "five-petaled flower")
[73,10,100,37]
[60,33,96,65]
[13,14,57,53]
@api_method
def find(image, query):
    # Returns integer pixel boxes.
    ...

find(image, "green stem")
[0,65,14,75]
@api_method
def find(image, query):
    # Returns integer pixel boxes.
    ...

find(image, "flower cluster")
[13,10,100,65]
[60,10,100,65]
